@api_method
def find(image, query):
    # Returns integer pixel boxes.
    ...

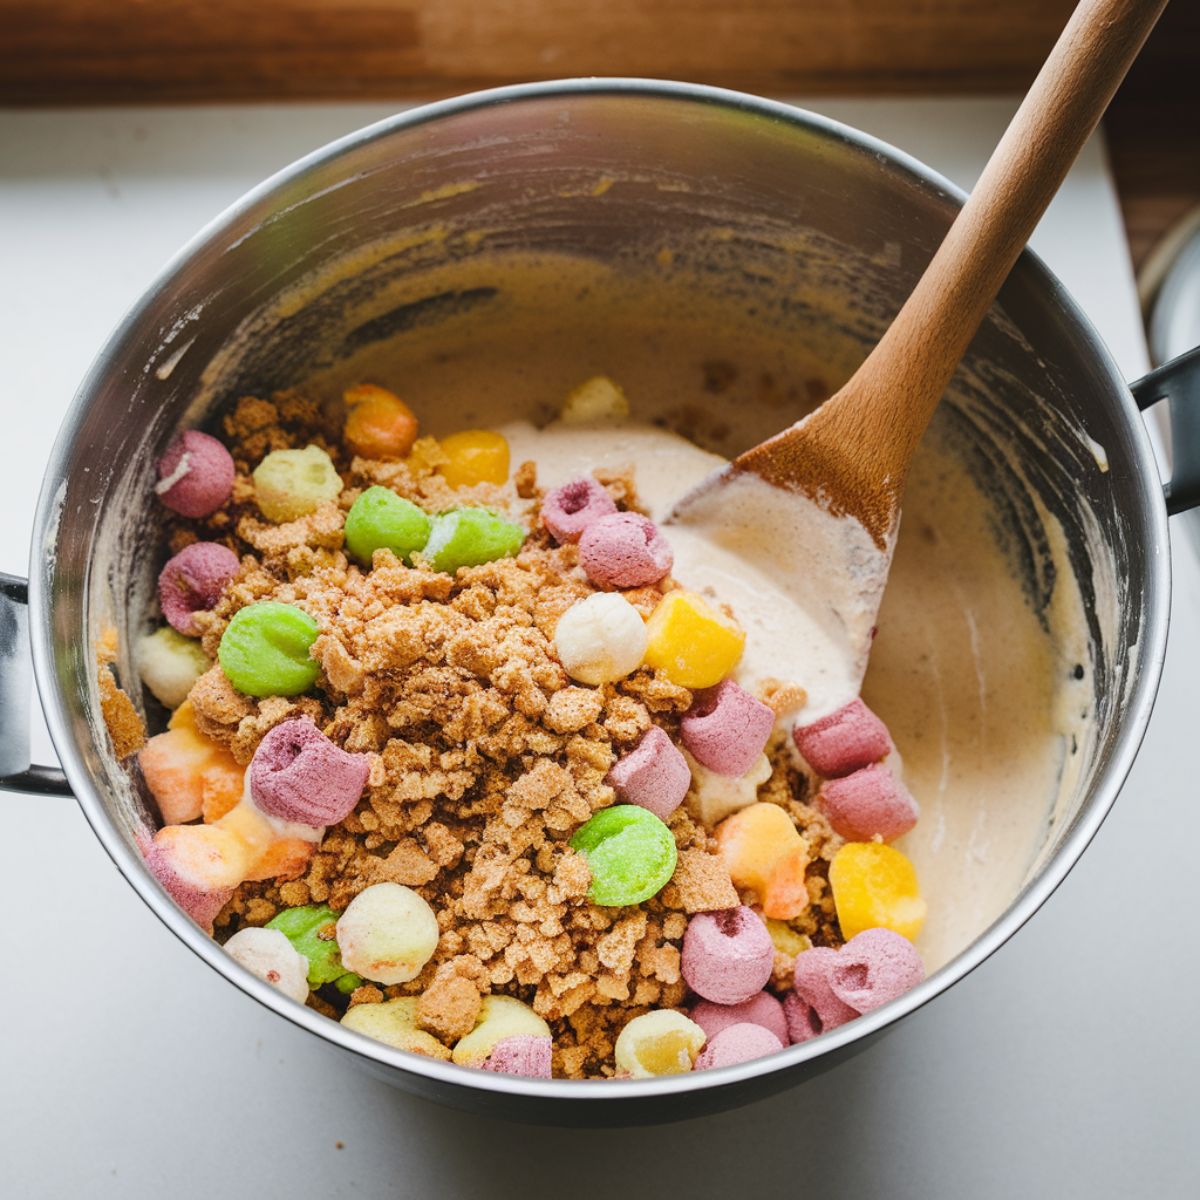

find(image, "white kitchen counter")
[2,99,1196,1198]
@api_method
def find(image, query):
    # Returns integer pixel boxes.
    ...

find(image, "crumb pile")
[135,393,843,1078]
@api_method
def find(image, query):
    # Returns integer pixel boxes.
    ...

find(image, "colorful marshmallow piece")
[343,486,431,565]
[694,1022,783,1071]
[335,882,440,985]
[481,1034,554,1079]
[819,762,919,843]
[155,430,236,518]
[253,445,343,524]
[249,718,369,827]
[218,601,320,697]
[578,512,674,589]
[714,802,811,920]
[265,903,360,989]
[690,991,789,1046]
[422,507,526,574]
[606,726,691,821]
[643,590,745,689]
[560,375,630,424]
[829,841,927,941]
[341,997,451,1060]
[785,947,859,1043]
[829,927,925,1013]
[453,996,551,1068]
[680,679,775,777]
[157,541,240,636]
[685,750,772,828]
[439,429,511,488]
[569,804,678,907]
[135,627,210,711]
[540,477,618,544]
[223,927,311,1004]
[342,384,419,460]
[681,906,775,1005]
[141,824,249,930]
[613,1010,706,1078]
[793,697,893,778]
[553,592,648,686]
[138,724,244,825]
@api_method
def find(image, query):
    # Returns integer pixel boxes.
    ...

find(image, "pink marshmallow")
[680,679,775,776]
[690,992,789,1046]
[829,927,925,1014]
[249,719,369,827]
[681,906,775,1005]
[606,726,691,820]
[578,512,674,589]
[792,697,892,778]
[818,763,919,843]
[138,832,232,933]
[155,430,236,519]
[541,477,618,544]
[481,1035,553,1079]
[158,541,240,636]
[694,1022,783,1071]
[784,947,858,1043]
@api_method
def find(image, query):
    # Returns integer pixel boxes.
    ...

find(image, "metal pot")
[2,80,1197,1126]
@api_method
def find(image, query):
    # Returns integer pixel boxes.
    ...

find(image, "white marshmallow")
[223,927,311,1004]
[554,593,648,685]
[684,750,773,827]
[135,626,209,710]
[335,883,439,985]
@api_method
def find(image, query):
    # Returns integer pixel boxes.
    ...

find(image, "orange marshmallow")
[139,725,244,827]
[342,384,418,460]
[761,843,812,921]
[244,836,315,883]
[716,803,810,919]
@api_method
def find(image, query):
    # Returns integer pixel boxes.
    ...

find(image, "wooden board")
[2,0,1084,103]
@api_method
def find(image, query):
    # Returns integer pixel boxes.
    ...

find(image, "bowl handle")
[1132,344,1200,514]
[0,573,72,796]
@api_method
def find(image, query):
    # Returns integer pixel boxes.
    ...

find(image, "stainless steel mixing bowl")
[2,80,1198,1126]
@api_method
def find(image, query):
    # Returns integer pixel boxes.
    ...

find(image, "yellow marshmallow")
[560,375,630,424]
[438,430,510,488]
[253,445,342,524]
[342,998,451,1060]
[614,1010,706,1078]
[643,591,745,688]
[829,842,926,941]
[452,995,550,1068]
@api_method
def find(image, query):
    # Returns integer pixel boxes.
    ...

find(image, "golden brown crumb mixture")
[157,393,839,1078]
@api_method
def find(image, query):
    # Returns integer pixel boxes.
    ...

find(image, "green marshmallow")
[569,804,678,907]
[218,601,319,697]
[265,904,362,990]
[344,486,431,566]
[423,507,525,575]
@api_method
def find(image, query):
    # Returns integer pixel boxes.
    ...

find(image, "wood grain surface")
[1,0,1085,103]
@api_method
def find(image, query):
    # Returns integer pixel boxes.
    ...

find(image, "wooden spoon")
[668,0,1167,709]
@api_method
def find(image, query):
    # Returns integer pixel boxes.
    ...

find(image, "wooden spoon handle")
[738,0,1167,541]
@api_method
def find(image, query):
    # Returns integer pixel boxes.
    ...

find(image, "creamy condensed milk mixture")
[103,252,1092,1079]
